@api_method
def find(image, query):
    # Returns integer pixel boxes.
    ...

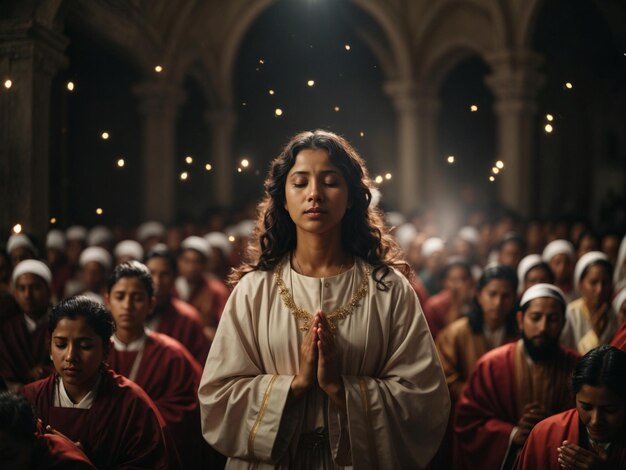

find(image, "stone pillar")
[485,52,543,217]
[385,80,440,214]
[133,81,185,223]
[384,80,420,214]
[0,21,67,237]
[205,109,236,208]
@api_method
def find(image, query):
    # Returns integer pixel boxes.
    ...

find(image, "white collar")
[54,374,100,409]
[587,433,612,451]
[23,309,50,333]
[111,328,149,351]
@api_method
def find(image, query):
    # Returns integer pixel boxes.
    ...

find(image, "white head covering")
[517,254,544,294]
[87,226,113,247]
[369,187,381,209]
[181,236,210,259]
[542,239,575,262]
[66,225,87,242]
[574,251,609,293]
[79,246,112,270]
[114,240,144,261]
[6,234,36,255]
[612,287,626,315]
[457,226,480,246]
[385,211,406,228]
[204,232,232,256]
[422,237,445,258]
[46,230,66,251]
[614,235,626,288]
[394,223,418,252]
[136,221,165,242]
[520,283,566,309]
[235,220,256,239]
[12,259,52,286]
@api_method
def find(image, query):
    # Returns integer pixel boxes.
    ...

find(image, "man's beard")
[522,332,559,362]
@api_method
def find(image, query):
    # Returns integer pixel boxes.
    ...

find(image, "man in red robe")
[0,260,53,392]
[454,284,580,470]
[105,261,219,469]
[175,236,230,342]
[145,246,210,363]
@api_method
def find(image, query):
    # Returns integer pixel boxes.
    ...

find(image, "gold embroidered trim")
[274,260,371,331]
[248,374,279,459]
[358,377,379,468]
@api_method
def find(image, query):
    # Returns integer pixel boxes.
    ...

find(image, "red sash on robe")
[24,368,172,469]
[514,408,626,469]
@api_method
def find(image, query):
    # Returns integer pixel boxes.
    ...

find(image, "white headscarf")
[517,254,544,294]
[12,259,52,286]
[542,239,575,262]
[613,235,626,288]
[520,283,566,309]
[574,251,609,293]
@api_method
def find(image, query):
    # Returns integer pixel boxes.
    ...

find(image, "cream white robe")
[198,258,450,469]
[560,298,618,354]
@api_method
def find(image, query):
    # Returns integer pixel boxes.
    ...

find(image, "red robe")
[610,323,626,352]
[108,331,207,469]
[24,368,172,469]
[424,290,452,339]
[35,434,95,469]
[514,408,626,469]
[0,312,51,386]
[454,342,580,470]
[149,298,211,364]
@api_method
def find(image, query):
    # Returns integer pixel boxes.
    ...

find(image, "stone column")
[0,21,67,237]
[133,81,185,223]
[384,80,420,214]
[385,80,440,214]
[205,108,236,208]
[485,52,543,217]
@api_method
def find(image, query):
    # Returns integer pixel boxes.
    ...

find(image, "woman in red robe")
[514,345,626,469]
[24,296,174,469]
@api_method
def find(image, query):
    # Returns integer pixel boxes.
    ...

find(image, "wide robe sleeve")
[334,274,450,469]
[198,273,299,465]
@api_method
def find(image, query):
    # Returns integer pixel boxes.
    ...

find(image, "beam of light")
[269,89,275,95]
[307,80,315,87]
[117,158,125,168]
[385,173,392,180]
[344,44,351,51]
[495,160,504,169]
[3,79,12,89]
[275,108,283,117]
[67,81,75,91]
[492,167,500,174]
[228,235,235,242]
[50,217,57,224]
[12,224,22,234]
[359,131,365,137]
[154,65,163,73]
[489,176,495,182]
[545,123,554,133]
[447,155,455,164]
[96,208,103,215]
[546,114,554,121]
[101,132,110,140]
[180,172,188,181]
[375,175,383,184]
[470,105,478,112]
[564,82,573,89]
[241,159,250,168]
[237,168,242,173]
[205,163,212,171]
[334,106,340,112]
[185,156,193,164]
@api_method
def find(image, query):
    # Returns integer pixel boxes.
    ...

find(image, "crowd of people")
[1,129,625,468]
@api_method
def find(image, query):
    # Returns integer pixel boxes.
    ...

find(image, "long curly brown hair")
[230,130,410,290]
